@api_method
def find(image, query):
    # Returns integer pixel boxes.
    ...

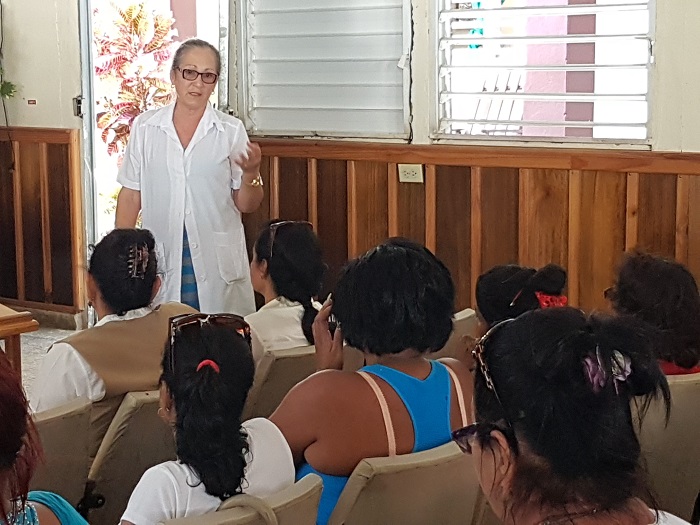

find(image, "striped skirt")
[181,228,201,310]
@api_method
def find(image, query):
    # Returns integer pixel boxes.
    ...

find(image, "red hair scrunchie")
[535,291,568,309]
[196,359,220,373]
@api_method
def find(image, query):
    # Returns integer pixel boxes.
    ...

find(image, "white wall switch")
[398,163,424,183]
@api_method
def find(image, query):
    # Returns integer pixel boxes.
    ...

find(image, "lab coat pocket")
[214,231,246,284]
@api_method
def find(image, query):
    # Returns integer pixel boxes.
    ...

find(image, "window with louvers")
[436,0,653,142]
[238,0,410,138]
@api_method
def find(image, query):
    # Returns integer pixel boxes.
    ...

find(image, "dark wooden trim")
[255,139,700,175]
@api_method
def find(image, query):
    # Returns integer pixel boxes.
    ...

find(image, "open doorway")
[85,0,227,240]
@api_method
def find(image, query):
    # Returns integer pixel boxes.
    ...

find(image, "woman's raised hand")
[313,296,344,371]
[235,142,262,175]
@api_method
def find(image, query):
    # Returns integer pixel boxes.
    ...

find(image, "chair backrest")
[161,474,323,525]
[328,442,484,525]
[31,397,92,506]
[87,391,176,525]
[242,345,316,420]
[430,308,479,362]
[638,373,700,521]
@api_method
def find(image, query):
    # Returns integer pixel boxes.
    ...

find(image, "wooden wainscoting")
[0,127,84,313]
[247,140,700,312]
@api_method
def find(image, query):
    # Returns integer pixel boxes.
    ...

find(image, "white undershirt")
[120,418,295,525]
[29,307,153,413]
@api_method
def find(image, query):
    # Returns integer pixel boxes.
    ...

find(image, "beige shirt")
[244,297,319,363]
[30,307,153,413]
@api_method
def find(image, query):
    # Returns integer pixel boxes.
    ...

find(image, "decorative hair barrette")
[583,346,632,394]
[127,243,149,279]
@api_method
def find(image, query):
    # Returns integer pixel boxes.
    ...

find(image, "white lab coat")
[117,103,255,315]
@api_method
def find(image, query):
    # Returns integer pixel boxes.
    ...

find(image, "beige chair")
[243,345,316,420]
[638,373,700,521]
[431,308,479,363]
[31,397,92,506]
[80,391,176,525]
[327,441,484,525]
[161,474,323,525]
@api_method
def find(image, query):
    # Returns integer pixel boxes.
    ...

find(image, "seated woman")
[30,229,196,458]
[270,238,473,525]
[121,316,294,525]
[246,220,325,363]
[455,307,688,525]
[475,263,567,332]
[0,352,88,525]
[607,252,700,375]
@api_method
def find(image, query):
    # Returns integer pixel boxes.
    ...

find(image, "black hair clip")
[127,243,149,279]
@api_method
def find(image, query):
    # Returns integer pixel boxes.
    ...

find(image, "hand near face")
[313,297,344,371]
[235,142,262,175]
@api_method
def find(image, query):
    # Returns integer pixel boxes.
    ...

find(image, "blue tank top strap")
[359,361,452,452]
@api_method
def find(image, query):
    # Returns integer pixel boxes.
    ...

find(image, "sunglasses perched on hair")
[453,318,520,453]
[176,67,218,85]
[268,221,313,259]
[167,313,251,372]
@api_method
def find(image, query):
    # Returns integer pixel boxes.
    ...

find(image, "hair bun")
[528,264,567,295]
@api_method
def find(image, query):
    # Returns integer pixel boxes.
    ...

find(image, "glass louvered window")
[237,0,410,138]
[436,0,653,142]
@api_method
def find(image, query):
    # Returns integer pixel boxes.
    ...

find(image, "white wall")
[2,0,82,129]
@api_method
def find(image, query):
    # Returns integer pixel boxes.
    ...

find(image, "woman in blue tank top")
[270,239,473,525]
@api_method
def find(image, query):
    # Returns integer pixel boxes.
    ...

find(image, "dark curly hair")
[608,252,700,370]
[475,264,567,326]
[332,238,455,356]
[89,229,158,317]
[0,353,42,524]
[161,323,255,500]
[254,220,325,345]
[472,307,670,520]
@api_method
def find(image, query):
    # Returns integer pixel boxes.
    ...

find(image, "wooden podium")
[0,304,39,374]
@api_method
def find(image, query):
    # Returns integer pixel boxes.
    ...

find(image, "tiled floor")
[1,327,75,395]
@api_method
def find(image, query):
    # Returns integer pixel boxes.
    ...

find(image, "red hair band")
[535,291,568,309]
[196,359,220,373]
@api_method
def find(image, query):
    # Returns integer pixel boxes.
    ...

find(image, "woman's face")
[249,248,267,295]
[170,47,219,110]
[470,405,515,521]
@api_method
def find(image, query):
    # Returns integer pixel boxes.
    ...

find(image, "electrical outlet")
[398,163,424,183]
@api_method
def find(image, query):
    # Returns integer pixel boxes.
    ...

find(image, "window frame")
[234,0,414,140]
[429,0,657,148]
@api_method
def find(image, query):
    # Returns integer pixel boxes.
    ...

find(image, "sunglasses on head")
[167,313,251,373]
[267,220,313,259]
[176,67,218,85]
[453,318,519,454]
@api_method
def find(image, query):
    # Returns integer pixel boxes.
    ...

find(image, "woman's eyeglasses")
[268,221,313,259]
[176,67,218,85]
[167,313,251,372]
[452,423,480,454]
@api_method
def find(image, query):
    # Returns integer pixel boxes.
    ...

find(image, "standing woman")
[115,39,263,315]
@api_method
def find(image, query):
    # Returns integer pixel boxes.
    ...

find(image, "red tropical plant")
[94,2,177,158]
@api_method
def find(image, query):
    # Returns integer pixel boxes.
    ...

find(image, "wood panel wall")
[248,140,700,312]
[0,128,84,313]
